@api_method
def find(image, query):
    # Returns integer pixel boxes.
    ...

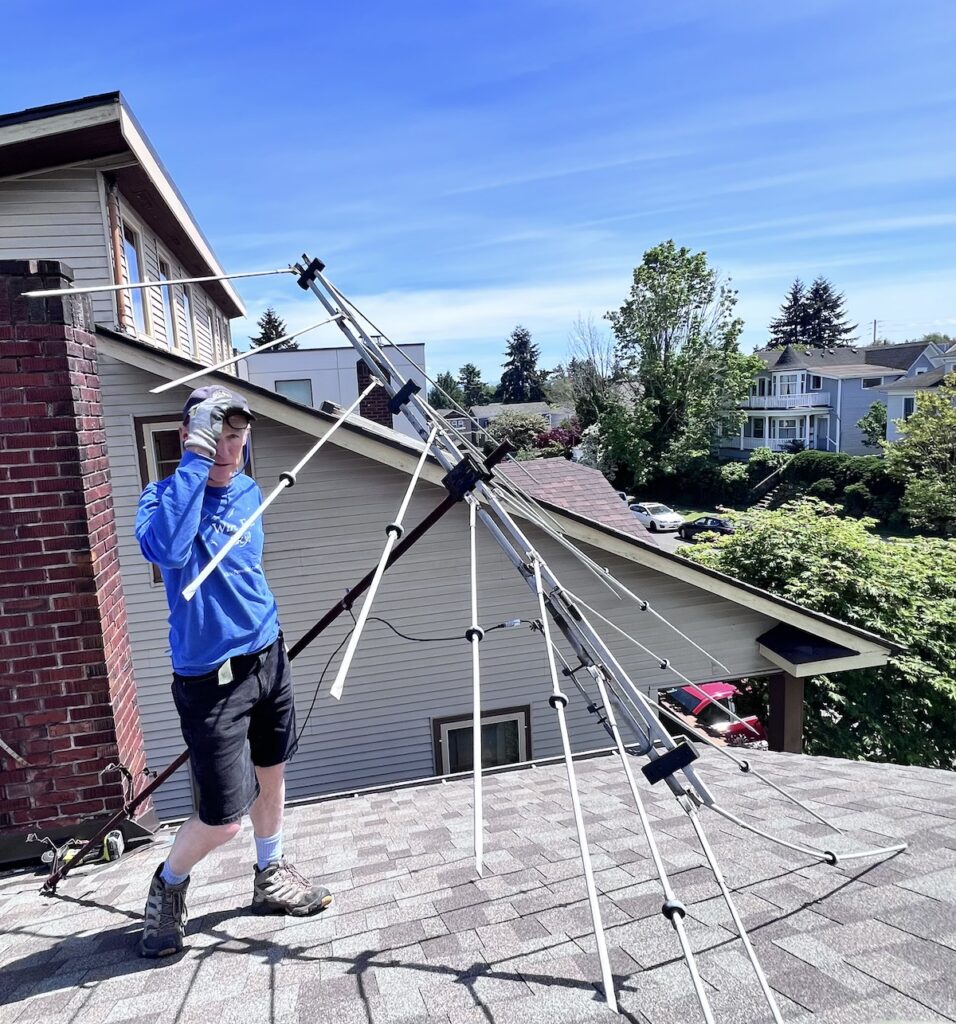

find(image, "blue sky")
[3,0,955,380]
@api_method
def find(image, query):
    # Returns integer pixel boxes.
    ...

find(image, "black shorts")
[171,633,297,826]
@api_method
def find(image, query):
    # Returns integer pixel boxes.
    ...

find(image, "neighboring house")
[237,343,428,439]
[880,341,956,441]
[0,92,244,364]
[721,339,947,457]
[439,401,574,446]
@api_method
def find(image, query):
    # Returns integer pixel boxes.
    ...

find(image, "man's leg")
[247,640,331,915]
[166,816,243,877]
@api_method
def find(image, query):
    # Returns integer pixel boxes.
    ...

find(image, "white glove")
[185,389,232,458]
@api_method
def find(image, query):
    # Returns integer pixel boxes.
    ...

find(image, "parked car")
[629,502,683,532]
[661,682,766,746]
[616,491,636,504]
[677,515,735,541]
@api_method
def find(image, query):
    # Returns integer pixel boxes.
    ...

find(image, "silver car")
[629,502,684,532]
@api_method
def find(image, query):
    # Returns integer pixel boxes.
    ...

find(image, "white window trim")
[157,254,181,352]
[121,221,152,339]
[436,709,529,775]
[274,378,315,406]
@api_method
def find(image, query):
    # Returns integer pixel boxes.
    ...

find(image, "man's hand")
[184,388,232,459]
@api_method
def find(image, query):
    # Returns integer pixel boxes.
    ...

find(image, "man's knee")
[203,819,243,844]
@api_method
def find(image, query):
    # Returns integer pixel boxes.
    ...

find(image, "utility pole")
[872,319,877,344]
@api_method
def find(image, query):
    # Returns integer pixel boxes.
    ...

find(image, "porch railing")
[742,391,830,409]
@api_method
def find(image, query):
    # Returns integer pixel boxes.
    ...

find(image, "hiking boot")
[252,856,332,916]
[139,863,189,958]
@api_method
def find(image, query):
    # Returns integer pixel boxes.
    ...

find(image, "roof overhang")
[97,329,900,675]
[0,92,244,318]
[755,623,888,676]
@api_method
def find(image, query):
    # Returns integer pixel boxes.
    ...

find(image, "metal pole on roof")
[21,266,296,298]
[149,315,346,394]
[466,497,485,876]
[549,645,716,1024]
[328,424,439,701]
[285,255,911,1014]
[529,558,618,1015]
[181,381,380,602]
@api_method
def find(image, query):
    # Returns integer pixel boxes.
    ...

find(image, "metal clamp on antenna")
[388,379,421,414]
[641,739,700,785]
[296,256,325,289]
[441,454,493,501]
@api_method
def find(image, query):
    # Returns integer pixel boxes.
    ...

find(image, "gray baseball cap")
[182,385,256,424]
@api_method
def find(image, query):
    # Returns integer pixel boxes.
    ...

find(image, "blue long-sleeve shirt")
[135,452,280,675]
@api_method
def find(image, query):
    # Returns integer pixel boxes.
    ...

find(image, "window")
[862,376,883,388]
[432,706,531,775]
[180,285,196,357]
[777,373,801,396]
[450,417,467,430]
[776,418,799,440]
[915,367,928,375]
[122,224,150,336]
[274,379,314,406]
[134,417,184,583]
[751,417,765,438]
[210,305,222,361]
[757,377,768,397]
[810,375,822,391]
[903,397,916,419]
[158,259,179,350]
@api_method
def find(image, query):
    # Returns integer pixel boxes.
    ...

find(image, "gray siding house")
[0,92,244,364]
[881,341,956,441]
[100,332,896,820]
[722,340,947,457]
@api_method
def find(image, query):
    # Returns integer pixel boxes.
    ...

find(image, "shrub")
[807,478,837,499]
[746,447,790,487]
[718,461,749,502]
[842,481,873,516]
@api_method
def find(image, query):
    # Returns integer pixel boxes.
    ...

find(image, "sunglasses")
[224,412,253,430]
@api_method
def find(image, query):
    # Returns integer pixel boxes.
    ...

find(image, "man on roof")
[134,385,331,959]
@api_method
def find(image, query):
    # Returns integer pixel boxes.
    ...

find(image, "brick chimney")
[356,358,393,428]
[0,259,150,841]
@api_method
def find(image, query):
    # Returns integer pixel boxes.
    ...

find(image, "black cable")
[295,627,354,745]
[295,610,535,741]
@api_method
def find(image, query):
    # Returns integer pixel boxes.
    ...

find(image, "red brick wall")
[0,259,149,834]
[356,359,394,428]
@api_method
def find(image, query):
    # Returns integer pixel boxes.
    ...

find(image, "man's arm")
[135,452,211,569]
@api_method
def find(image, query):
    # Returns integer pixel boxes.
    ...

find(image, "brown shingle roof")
[498,458,657,545]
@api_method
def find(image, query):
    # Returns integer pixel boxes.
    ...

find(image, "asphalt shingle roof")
[497,459,656,545]
[757,341,934,374]
[2,747,954,1024]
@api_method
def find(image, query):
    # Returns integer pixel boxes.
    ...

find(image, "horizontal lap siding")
[0,169,114,324]
[100,355,779,819]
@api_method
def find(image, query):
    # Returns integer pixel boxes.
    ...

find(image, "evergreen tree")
[458,363,490,406]
[249,306,297,350]
[427,371,464,407]
[496,325,546,403]
[767,276,856,349]
[768,279,808,348]
[804,276,857,348]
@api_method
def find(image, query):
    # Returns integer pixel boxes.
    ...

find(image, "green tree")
[428,371,464,408]
[883,373,956,535]
[857,402,888,449]
[249,306,296,349]
[458,363,491,406]
[603,240,760,486]
[768,279,808,348]
[484,409,548,457]
[497,325,546,403]
[767,276,856,349]
[683,499,956,768]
